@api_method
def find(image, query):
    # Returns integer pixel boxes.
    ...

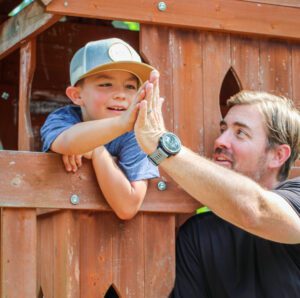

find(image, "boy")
[41,38,159,220]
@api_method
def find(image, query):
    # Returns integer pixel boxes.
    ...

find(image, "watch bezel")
[160,132,181,155]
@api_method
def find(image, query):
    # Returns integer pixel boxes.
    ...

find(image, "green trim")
[196,206,211,214]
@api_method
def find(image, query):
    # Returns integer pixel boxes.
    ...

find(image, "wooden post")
[18,39,36,151]
[1,208,37,298]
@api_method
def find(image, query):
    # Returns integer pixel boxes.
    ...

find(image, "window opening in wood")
[37,286,44,298]
[219,67,242,118]
[104,284,121,298]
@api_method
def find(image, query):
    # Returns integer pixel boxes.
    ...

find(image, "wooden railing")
[0,150,200,298]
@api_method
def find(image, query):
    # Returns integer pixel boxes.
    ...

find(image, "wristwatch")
[148,132,182,166]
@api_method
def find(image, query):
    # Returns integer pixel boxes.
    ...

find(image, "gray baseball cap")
[70,38,155,86]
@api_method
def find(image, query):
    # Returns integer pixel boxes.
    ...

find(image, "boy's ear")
[66,86,83,106]
[268,144,291,169]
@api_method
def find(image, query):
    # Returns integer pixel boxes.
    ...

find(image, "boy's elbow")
[114,197,142,220]
[115,208,138,220]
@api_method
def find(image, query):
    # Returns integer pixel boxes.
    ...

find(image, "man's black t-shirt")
[170,178,300,298]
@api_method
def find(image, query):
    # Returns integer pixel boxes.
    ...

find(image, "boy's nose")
[113,88,127,101]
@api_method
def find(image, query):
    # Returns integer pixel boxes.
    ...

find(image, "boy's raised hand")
[120,81,147,131]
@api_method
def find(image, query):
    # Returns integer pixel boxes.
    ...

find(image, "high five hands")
[135,70,166,155]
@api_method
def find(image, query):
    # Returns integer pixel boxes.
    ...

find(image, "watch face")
[161,133,181,154]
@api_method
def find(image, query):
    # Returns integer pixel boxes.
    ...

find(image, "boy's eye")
[126,84,138,90]
[98,82,112,87]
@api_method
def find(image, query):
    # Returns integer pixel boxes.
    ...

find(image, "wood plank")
[259,39,292,97]
[140,25,173,132]
[112,213,144,297]
[240,0,300,8]
[53,211,80,297]
[172,29,204,153]
[18,39,35,151]
[202,32,231,156]
[0,150,200,212]
[144,214,175,297]
[291,43,300,109]
[38,214,55,298]
[1,208,37,298]
[0,1,60,60]
[230,35,260,90]
[79,212,114,297]
[47,0,300,40]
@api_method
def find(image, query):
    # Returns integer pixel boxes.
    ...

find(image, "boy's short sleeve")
[40,106,82,152]
[117,132,159,181]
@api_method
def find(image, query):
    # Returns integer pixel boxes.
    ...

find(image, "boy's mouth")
[107,106,127,111]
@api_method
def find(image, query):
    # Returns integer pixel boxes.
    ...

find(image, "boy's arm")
[51,84,146,155]
[92,146,148,220]
[51,117,128,155]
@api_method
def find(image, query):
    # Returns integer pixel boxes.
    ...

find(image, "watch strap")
[148,148,169,166]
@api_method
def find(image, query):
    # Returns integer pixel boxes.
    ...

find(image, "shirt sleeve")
[273,177,300,216]
[117,132,159,181]
[40,106,81,152]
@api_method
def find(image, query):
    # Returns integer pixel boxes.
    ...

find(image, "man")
[135,71,300,297]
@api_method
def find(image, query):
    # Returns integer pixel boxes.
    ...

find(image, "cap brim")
[76,61,155,85]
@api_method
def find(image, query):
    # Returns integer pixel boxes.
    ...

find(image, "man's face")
[213,104,273,183]
[78,70,138,121]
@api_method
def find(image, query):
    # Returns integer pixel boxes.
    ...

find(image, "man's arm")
[134,71,300,244]
[91,146,147,220]
[161,147,300,244]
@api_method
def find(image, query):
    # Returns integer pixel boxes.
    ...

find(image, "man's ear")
[66,86,83,106]
[269,144,291,169]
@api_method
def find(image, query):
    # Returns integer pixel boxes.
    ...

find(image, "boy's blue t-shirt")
[40,105,159,181]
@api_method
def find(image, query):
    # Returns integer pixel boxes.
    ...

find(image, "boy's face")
[77,70,138,121]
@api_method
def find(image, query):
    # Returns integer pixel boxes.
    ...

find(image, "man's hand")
[134,70,166,155]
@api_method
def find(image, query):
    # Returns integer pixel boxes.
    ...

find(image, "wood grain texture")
[46,0,300,40]
[1,208,37,298]
[0,1,60,60]
[144,214,176,297]
[240,0,300,8]
[202,32,230,156]
[259,39,292,97]
[18,40,35,151]
[0,150,200,212]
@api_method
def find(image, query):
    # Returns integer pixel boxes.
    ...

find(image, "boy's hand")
[62,151,93,172]
[120,81,147,131]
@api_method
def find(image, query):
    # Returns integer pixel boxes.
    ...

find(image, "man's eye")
[236,129,247,137]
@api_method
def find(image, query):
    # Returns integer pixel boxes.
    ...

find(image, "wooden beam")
[47,0,300,40]
[18,39,36,151]
[0,151,200,213]
[240,0,300,8]
[1,208,37,298]
[0,1,60,60]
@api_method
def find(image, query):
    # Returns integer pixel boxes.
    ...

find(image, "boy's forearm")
[51,116,129,154]
[92,147,147,220]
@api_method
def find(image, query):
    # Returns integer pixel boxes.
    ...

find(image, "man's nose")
[214,131,232,149]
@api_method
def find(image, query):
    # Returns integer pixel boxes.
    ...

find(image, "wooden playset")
[1,1,300,297]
